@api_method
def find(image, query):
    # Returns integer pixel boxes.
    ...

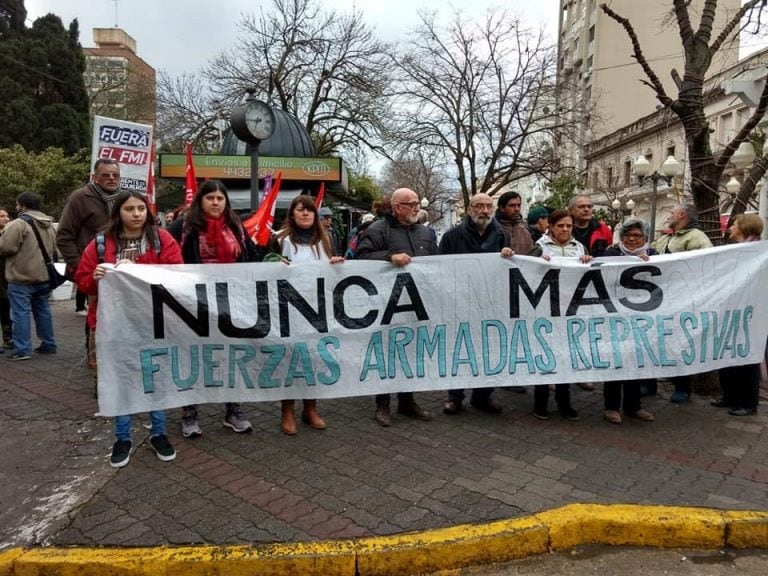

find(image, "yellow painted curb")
[2,504,767,575]
[354,515,548,575]
[536,503,726,549]
[4,542,356,576]
[724,510,768,548]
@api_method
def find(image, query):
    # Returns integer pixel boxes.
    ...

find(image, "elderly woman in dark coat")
[602,219,657,425]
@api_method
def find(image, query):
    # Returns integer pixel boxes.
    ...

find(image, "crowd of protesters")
[0,158,764,468]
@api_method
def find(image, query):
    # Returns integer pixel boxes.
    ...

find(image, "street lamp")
[611,197,636,223]
[633,154,681,239]
[420,197,429,209]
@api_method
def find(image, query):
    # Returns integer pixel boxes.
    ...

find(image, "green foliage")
[0,13,90,154]
[349,172,381,204]
[532,174,583,210]
[0,145,89,218]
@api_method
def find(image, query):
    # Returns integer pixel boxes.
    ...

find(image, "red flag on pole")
[146,141,157,213]
[315,182,325,209]
[184,141,197,207]
[242,172,282,247]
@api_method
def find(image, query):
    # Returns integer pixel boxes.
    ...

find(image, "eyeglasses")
[397,201,421,208]
[98,173,120,179]
[470,203,494,210]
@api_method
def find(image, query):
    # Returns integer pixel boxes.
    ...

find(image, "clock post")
[229,88,276,212]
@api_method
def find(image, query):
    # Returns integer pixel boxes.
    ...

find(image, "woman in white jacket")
[529,209,592,263]
[271,195,344,435]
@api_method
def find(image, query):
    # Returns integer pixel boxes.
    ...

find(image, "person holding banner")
[528,209,588,421]
[439,193,514,416]
[652,204,713,404]
[270,195,344,435]
[356,187,437,427]
[713,213,764,417]
[601,219,657,424]
[529,209,592,263]
[74,190,183,467]
[168,180,264,438]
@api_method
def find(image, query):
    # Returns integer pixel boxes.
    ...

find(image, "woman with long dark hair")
[271,195,344,434]
[168,180,264,438]
[75,190,183,468]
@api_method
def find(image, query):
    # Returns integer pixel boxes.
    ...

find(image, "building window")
[718,112,733,145]
[591,170,599,189]
[666,145,675,158]
[588,25,595,42]
[623,160,631,185]
[606,166,613,188]
[586,55,593,70]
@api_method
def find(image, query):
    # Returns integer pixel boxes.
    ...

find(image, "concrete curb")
[2,504,767,575]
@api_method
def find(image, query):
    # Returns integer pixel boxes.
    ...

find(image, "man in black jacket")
[356,188,437,427]
[439,193,514,415]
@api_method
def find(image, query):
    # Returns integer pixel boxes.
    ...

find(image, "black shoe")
[150,435,177,461]
[710,397,731,408]
[34,345,57,354]
[728,407,757,417]
[470,398,503,414]
[559,406,580,421]
[397,401,433,421]
[532,408,548,420]
[110,439,133,468]
[443,399,462,415]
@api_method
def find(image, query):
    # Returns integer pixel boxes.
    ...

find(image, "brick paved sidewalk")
[1,300,766,549]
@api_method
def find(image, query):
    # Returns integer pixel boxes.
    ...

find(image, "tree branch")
[600,4,676,109]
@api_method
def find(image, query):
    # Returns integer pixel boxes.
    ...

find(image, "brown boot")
[375,401,392,427]
[302,400,327,430]
[281,400,297,435]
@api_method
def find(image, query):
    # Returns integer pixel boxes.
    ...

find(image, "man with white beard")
[438,193,514,416]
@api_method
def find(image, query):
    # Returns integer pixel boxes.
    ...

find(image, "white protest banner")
[96,243,768,416]
[90,116,153,192]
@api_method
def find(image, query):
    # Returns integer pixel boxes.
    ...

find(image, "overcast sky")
[25,0,560,77]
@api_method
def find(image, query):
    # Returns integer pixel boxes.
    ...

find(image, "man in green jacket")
[0,192,58,360]
[652,203,713,403]
[653,204,713,254]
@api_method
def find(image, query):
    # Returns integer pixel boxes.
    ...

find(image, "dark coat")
[439,216,510,255]
[167,217,264,264]
[355,214,437,261]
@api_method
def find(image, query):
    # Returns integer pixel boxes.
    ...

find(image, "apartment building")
[556,0,739,173]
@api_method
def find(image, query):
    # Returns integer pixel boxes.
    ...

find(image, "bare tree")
[601,0,768,240]
[388,8,583,209]
[378,150,453,209]
[156,72,223,152]
[87,62,156,126]
[203,0,391,157]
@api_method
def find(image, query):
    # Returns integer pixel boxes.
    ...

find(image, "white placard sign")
[90,115,153,192]
[96,243,768,416]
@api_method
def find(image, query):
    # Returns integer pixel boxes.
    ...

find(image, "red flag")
[184,141,197,207]
[315,182,325,209]
[146,141,157,213]
[242,172,282,247]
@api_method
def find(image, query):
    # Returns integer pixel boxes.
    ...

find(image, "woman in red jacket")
[75,190,183,468]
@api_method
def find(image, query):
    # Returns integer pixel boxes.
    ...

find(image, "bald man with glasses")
[355,187,437,426]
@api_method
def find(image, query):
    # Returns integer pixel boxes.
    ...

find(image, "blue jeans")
[115,411,167,442]
[7,282,56,356]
